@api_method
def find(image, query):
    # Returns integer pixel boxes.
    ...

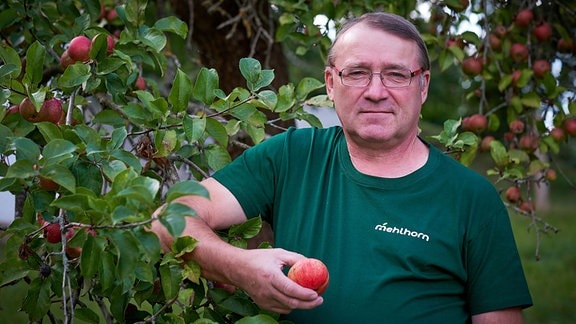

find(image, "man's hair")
[326,12,430,71]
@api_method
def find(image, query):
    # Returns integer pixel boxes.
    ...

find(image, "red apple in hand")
[287,258,329,295]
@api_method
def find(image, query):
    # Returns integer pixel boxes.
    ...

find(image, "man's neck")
[346,135,429,178]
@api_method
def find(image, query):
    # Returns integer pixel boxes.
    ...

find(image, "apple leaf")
[169,69,193,113]
[193,67,219,105]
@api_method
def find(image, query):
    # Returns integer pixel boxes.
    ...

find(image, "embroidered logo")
[374,222,430,242]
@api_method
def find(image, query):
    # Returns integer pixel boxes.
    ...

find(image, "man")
[152,12,532,323]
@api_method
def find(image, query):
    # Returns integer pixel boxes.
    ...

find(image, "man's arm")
[150,177,323,314]
[471,307,524,324]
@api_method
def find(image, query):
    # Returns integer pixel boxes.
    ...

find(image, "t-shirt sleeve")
[465,192,533,314]
[211,130,288,221]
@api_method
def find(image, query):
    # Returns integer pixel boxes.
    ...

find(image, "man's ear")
[420,72,430,103]
[325,67,335,100]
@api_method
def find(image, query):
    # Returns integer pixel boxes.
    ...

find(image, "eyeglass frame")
[331,66,425,88]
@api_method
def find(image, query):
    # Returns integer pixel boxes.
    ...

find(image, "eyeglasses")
[333,66,424,88]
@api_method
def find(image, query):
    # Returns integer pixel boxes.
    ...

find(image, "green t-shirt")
[213,126,532,323]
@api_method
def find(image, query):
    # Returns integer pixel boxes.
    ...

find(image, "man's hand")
[228,248,324,314]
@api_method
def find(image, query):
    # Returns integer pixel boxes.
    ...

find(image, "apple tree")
[0,0,326,322]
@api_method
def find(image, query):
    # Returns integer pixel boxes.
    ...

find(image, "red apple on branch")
[68,35,92,62]
[462,57,483,76]
[510,43,529,62]
[533,23,553,42]
[532,60,550,78]
[563,118,576,136]
[462,114,488,134]
[505,186,522,204]
[509,119,525,134]
[514,9,533,28]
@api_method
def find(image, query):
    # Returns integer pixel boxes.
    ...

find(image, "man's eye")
[346,69,370,77]
[385,71,408,78]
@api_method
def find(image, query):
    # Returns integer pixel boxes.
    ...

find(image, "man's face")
[325,24,430,149]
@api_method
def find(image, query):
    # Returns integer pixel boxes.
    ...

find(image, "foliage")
[0,0,574,322]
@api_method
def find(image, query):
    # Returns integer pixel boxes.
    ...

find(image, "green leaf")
[23,41,46,88]
[154,16,189,39]
[520,92,542,109]
[37,121,63,143]
[206,117,228,147]
[59,63,92,89]
[154,129,178,157]
[166,180,209,203]
[169,69,193,113]
[275,84,296,112]
[160,202,197,237]
[51,194,90,212]
[229,217,262,239]
[111,205,136,223]
[22,277,51,322]
[80,235,105,278]
[257,90,278,110]
[100,252,116,293]
[182,260,202,284]
[133,227,162,263]
[74,307,101,324]
[108,127,127,150]
[73,160,105,194]
[42,139,78,166]
[205,144,232,171]
[243,122,266,145]
[172,236,199,258]
[183,114,206,143]
[4,159,35,179]
[239,57,262,86]
[236,314,280,324]
[139,26,167,52]
[109,149,143,173]
[108,230,141,292]
[217,295,260,317]
[10,137,41,161]
[0,124,12,152]
[447,45,465,62]
[159,262,182,299]
[40,164,76,193]
[239,58,274,91]
[489,140,509,167]
[135,91,169,118]
[193,67,219,105]
[0,43,22,79]
[0,8,19,30]
[90,33,110,62]
[295,77,324,100]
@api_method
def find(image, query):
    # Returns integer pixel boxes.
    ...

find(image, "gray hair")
[326,12,430,71]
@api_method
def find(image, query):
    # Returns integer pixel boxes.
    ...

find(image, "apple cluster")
[8,97,64,124]
[60,34,115,68]
[37,215,97,259]
[504,186,535,214]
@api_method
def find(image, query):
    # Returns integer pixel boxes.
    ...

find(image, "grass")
[510,183,576,323]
